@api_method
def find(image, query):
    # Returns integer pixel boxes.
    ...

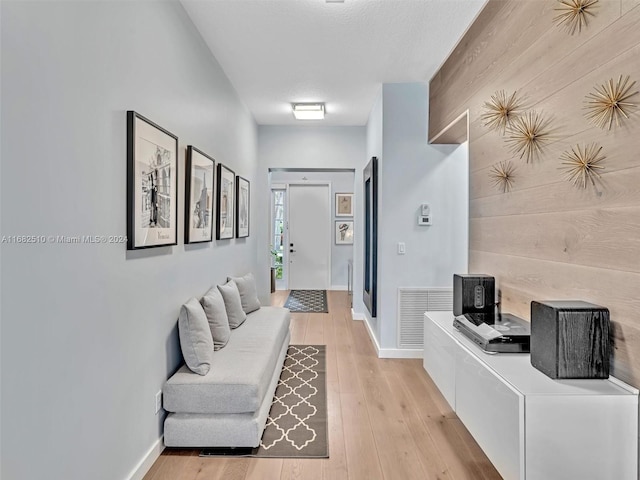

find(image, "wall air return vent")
[397,288,453,348]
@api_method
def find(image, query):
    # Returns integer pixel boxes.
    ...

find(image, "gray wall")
[270,170,355,288]
[367,83,469,351]
[256,126,366,302]
[1,2,258,480]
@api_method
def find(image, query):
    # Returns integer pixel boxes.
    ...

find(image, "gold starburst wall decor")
[481,90,523,135]
[489,161,517,193]
[584,75,637,130]
[505,110,553,163]
[559,143,605,189]
[553,0,599,35]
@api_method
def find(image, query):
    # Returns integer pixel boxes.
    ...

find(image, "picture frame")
[335,220,354,245]
[363,157,378,317]
[335,193,354,217]
[216,163,235,240]
[185,146,215,244]
[126,111,178,250]
[236,176,250,238]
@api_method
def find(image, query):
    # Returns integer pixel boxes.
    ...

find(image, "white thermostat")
[418,203,432,225]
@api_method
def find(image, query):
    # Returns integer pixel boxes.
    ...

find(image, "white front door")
[288,184,331,290]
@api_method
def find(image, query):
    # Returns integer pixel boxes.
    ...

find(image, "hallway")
[145,291,500,480]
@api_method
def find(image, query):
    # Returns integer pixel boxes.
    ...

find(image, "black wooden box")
[453,274,495,316]
[530,300,610,379]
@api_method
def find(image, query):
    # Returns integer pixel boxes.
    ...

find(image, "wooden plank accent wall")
[429,0,640,386]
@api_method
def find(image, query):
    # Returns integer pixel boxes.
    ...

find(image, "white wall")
[370,83,468,353]
[270,170,355,289]
[1,2,258,480]
[256,126,366,302]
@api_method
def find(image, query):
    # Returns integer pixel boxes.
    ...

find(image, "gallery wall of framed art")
[127,111,178,250]
[334,192,354,246]
[127,112,253,248]
[185,146,215,244]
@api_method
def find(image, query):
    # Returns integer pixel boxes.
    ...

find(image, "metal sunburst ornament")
[489,161,517,193]
[584,75,637,130]
[481,90,523,135]
[505,110,553,163]
[559,143,605,189]
[553,0,599,35]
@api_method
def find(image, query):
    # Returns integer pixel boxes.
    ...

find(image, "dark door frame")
[363,156,378,318]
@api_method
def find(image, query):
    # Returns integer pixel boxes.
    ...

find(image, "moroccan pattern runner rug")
[284,290,328,313]
[201,345,328,458]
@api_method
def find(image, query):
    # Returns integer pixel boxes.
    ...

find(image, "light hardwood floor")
[144,291,501,480]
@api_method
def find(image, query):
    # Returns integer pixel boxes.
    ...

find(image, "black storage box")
[530,300,610,379]
[453,274,495,316]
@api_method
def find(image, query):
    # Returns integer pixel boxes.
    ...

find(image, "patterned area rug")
[200,345,328,458]
[284,290,328,313]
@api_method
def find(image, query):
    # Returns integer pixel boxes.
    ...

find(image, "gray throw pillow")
[178,297,214,375]
[227,272,261,314]
[217,280,247,328]
[201,287,231,350]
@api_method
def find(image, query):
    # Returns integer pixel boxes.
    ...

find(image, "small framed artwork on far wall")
[236,175,250,238]
[335,221,354,244]
[335,193,353,217]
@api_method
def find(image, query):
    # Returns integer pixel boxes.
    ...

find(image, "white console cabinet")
[423,311,638,480]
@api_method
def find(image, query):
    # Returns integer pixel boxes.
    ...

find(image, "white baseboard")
[127,436,164,480]
[352,309,423,360]
[361,315,381,355]
[351,309,381,356]
[377,348,423,359]
[331,284,348,291]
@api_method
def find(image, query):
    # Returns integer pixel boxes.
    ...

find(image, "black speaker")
[530,300,610,379]
[453,274,495,316]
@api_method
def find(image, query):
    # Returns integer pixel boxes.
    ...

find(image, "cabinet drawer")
[455,349,524,480]
[526,395,638,480]
[423,314,456,410]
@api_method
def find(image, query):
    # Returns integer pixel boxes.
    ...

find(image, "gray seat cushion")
[163,307,290,414]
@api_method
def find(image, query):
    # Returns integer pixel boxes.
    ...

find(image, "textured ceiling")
[181,0,487,126]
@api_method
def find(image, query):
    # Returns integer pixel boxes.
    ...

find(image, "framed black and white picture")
[335,220,354,244]
[335,193,354,217]
[236,176,250,238]
[216,163,235,240]
[127,111,178,250]
[185,146,214,244]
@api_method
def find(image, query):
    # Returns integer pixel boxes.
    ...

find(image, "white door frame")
[287,182,332,290]
[270,184,288,289]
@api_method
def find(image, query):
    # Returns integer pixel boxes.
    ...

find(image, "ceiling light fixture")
[292,103,325,120]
